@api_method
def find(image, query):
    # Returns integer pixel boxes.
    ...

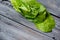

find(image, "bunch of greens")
[10,0,55,32]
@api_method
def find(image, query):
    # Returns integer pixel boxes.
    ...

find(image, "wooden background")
[0,0,60,40]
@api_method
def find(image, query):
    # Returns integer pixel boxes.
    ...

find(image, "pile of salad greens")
[10,0,55,32]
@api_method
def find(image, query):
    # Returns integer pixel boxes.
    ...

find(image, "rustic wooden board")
[38,0,60,17]
[0,15,53,40]
[0,0,60,40]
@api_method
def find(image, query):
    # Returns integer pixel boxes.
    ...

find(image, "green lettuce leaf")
[35,13,55,32]
[10,0,55,32]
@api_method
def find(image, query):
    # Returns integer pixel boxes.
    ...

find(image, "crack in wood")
[0,13,55,40]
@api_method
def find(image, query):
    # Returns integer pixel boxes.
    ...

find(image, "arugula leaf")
[10,0,55,32]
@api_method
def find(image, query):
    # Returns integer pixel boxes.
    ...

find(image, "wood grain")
[38,0,60,17]
[0,15,53,40]
[0,0,60,40]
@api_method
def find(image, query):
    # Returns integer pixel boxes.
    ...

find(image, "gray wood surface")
[38,0,60,17]
[0,15,53,40]
[0,0,60,40]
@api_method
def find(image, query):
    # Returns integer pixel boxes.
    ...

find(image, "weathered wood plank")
[38,0,60,17]
[0,32,17,40]
[0,16,53,40]
[0,3,60,40]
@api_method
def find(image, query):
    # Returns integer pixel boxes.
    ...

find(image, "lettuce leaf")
[35,13,55,32]
[10,0,55,32]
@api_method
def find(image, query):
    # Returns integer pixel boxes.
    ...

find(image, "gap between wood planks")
[0,0,60,18]
[0,1,60,40]
[0,13,57,40]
